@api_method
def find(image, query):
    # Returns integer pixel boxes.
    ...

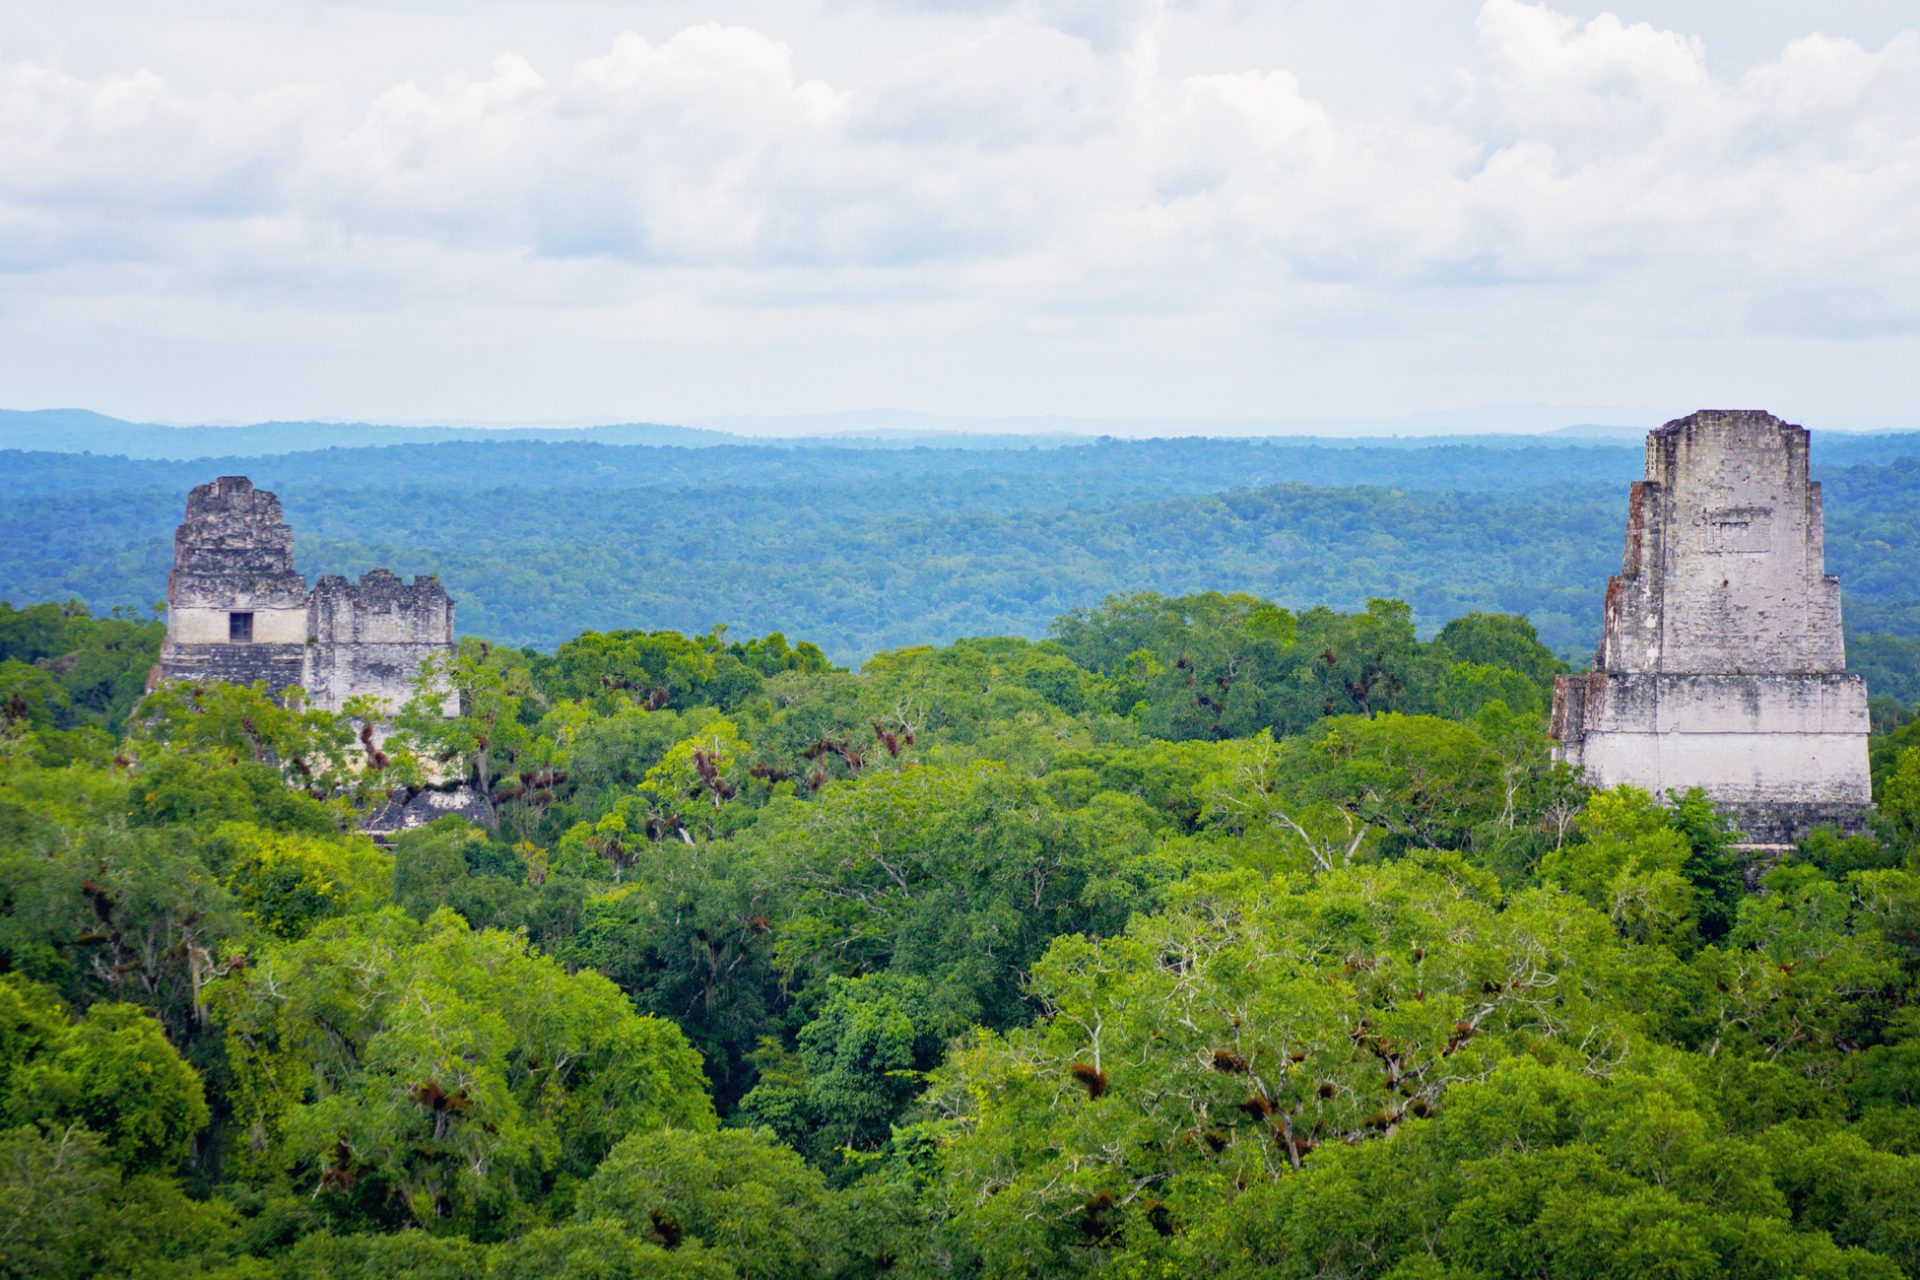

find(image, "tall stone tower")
[158,476,311,692]
[1550,410,1872,848]
[154,476,457,718]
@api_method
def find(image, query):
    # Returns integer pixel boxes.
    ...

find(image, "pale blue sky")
[2,1,1917,430]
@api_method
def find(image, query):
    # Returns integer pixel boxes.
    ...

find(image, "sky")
[3,0,1919,432]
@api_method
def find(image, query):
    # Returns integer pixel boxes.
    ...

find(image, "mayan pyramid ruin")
[1550,410,1873,848]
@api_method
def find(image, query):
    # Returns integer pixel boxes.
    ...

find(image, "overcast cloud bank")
[2,0,1917,424]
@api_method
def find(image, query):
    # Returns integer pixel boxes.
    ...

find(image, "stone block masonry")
[1550,410,1872,849]
[153,476,456,718]
[306,570,456,715]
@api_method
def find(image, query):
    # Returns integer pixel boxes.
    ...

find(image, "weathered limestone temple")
[154,476,456,716]
[1550,410,1873,848]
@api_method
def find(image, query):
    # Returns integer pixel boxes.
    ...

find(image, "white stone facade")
[1550,410,1872,846]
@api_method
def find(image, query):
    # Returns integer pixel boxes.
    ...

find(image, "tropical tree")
[208,908,713,1233]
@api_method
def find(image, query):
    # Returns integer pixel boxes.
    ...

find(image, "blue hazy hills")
[2,408,1917,702]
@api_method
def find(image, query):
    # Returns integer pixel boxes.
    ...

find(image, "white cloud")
[1,1,1918,421]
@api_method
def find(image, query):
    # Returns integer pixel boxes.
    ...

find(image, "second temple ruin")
[154,475,456,718]
[1550,409,1873,848]
[151,475,489,835]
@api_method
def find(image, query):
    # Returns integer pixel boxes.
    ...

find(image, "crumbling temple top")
[1596,410,1846,676]
[1551,410,1872,851]
[154,476,456,719]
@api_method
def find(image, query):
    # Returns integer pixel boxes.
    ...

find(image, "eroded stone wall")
[305,570,455,716]
[1552,411,1872,847]
[1599,412,1845,674]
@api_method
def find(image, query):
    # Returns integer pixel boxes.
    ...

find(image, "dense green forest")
[4,439,1920,674]
[3,592,1919,1279]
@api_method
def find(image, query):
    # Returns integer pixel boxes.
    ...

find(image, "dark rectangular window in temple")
[229,611,254,642]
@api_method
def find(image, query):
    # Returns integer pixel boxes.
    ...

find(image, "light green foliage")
[132,750,342,833]
[539,700,717,794]
[1538,786,1751,950]
[535,625,832,715]
[1195,713,1545,876]
[277,1221,735,1280]
[921,862,1657,1274]
[1432,612,1567,694]
[0,657,71,730]
[1798,824,1902,876]
[541,628,734,708]
[577,1127,848,1279]
[1880,743,1920,863]
[1693,863,1904,1081]
[215,821,391,938]
[0,959,69,1064]
[208,908,713,1232]
[1048,736,1237,829]
[485,1221,734,1279]
[852,637,1133,773]
[1755,1123,1920,1274]
[1197,730,1382,873]
[637,719,752,840]
[1113,1057,1903,1280]
[750,759,1175,1031]
[1432,661,1546,721]
[1539,787,1697,946]
[135,678,373,810]
[1271,714,1511,856]
[1852,867,1920,978]
[275,1229,488,1280]
[1,975,209,1172]
[0,774,243,1033]
[1054,591,1426,739]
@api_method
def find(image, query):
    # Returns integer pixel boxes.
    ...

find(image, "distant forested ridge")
[3,436,1918,669]
[0,407,735,455]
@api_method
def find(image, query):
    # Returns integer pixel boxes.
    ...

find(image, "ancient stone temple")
[154,476,456,716]
[1550,410,1872,848]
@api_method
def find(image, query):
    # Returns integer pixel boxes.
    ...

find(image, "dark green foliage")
[0,1124,241,1280]
[737,973,954,1169]
[1854,634,1920,709]
[534,627,834,713]
[391,819,587,953]
[1666,787,1747,942]
[0,600,162,734]
[1434,610,1568,690]
[556,833,777,1108]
